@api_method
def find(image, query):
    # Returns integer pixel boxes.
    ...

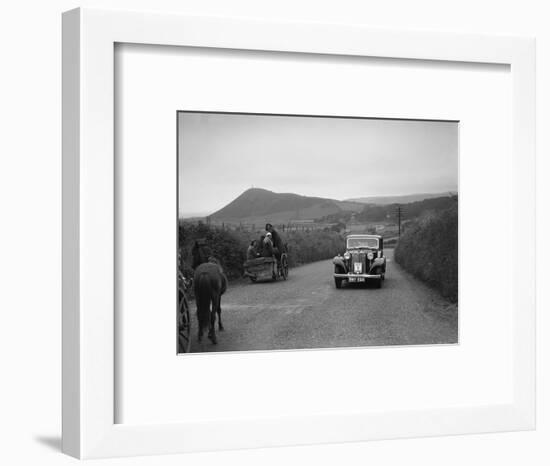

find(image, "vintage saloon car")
[332,234,386,288]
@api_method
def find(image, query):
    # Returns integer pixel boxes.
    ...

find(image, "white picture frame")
[62,8,535,459]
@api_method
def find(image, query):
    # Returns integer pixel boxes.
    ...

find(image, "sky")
[178,112,458,218]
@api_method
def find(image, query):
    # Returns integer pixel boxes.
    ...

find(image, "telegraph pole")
[396,205,402,237]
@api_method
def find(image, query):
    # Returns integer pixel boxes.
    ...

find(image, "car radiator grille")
[351,253,371,274]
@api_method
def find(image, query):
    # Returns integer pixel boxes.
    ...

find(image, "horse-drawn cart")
[244,254,289,282]
[177,272,192,353]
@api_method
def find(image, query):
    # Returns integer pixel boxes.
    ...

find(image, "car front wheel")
[335,277,343,289]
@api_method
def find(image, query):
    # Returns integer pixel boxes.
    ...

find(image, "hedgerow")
[394,203,458,302]
[178,222,345,280]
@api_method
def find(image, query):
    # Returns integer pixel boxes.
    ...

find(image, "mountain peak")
[243,187,272,193]
[210,188,362,224]
[238,187,274,197]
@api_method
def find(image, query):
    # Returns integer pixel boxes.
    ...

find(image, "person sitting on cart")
[261,233,275,258]
[265,223,284,263]
[246,240,260,260]
[258,234,266,256]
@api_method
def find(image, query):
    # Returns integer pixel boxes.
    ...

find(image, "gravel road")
[189,249,458,353]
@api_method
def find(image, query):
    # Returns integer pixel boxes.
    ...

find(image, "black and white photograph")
[177,111,458,353]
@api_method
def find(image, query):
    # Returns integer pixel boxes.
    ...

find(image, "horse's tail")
[195,272,211,331]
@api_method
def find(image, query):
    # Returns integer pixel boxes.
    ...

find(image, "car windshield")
[347,237,379,249]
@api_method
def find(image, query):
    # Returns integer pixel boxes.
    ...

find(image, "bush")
[284,229,343,267]
[394,203,458,302]
[178,222,248,280]
[178,221,344,280]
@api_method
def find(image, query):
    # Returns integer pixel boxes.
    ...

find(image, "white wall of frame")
[1,1,549,465]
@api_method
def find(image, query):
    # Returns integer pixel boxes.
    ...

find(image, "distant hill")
[205,188,458,225]
[356,195,458,222]
[209,188,363,224]
[317,194,458,224]
[346,192,457,205]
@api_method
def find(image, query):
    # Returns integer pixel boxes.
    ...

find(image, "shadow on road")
[338,278,393,290]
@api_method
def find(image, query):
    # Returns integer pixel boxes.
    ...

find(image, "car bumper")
[334,273,382,279]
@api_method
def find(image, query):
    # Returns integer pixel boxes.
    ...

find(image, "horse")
[193,258,227,344]
[191,239,212,269]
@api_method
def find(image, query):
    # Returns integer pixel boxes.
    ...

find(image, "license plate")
[348,277,365,283]
[357,277,365,282]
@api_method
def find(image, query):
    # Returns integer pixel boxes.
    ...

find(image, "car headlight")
[343,252,351,260]
[367,252,374,260]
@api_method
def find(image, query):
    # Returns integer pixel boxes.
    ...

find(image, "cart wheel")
[178,295,191,353]
[281,254,289,280]
[249,276,257,283]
